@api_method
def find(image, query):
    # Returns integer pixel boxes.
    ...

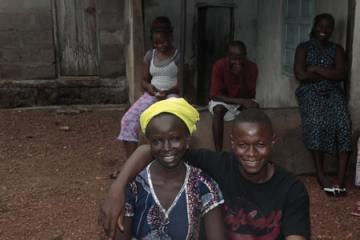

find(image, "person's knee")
[121,111,137,129]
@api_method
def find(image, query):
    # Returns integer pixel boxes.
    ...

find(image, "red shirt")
[209,57,258,99]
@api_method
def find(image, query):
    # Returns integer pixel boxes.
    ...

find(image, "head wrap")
[140,98,199,135]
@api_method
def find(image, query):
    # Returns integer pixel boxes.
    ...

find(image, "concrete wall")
[0,0,55,80]
[97,0,128,78]
[0,0,128,107]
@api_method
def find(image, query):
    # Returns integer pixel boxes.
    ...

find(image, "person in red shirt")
[209,41,259,151]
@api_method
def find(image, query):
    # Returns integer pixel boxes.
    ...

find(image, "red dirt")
[0,108,359,240]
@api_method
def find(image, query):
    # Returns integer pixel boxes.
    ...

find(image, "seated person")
[114,97,226,240]
[117,16,180,159]
[209,41,258,151]
[101,108,310,240]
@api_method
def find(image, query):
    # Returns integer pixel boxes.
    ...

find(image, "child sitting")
[115,98,226,240]
[117,16,181,159]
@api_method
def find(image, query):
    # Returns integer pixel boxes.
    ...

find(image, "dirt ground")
[0,107,359,240]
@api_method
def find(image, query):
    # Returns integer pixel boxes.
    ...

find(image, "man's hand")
[99,191,125,240]
[241,99,259,108]
[230,62,244,75]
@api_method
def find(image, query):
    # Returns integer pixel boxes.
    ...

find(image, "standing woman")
[117,16,180,160]
[294,13,352,195]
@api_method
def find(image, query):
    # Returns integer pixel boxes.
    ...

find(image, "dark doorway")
[197,6,234,105]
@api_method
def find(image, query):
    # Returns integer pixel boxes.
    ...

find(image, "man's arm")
[204,207,226,240]
[212,94,259,108]
[100,145,152,240]
[113,217,132,240]
[286,235,306,240]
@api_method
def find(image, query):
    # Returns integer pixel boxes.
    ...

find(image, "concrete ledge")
[0,77,128,107]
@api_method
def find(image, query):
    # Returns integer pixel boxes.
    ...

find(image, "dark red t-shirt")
[209,57,258,99]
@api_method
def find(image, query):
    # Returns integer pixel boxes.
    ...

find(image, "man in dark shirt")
[209,41,258,151]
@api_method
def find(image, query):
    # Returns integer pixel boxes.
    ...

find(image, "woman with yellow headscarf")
[115,98,226,240]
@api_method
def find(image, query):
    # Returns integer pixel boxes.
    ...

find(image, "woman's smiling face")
[314,17,334,41]
[146,113,190,170]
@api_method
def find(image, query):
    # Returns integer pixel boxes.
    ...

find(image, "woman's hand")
[147,84,159,96]
[155,91,167,100]
[306,65,320,73]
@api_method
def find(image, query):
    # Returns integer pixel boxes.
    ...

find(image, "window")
[282,0,314,75]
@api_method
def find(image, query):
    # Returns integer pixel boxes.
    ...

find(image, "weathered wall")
[0,0,55,80]
[97,0,127,78]
[0,0,128,107]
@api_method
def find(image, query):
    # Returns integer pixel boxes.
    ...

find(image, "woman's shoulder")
[143,49,154,63]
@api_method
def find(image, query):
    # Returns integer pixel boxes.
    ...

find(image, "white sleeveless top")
[149,49,178,91]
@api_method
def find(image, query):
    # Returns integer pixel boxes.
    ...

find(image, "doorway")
[196,5,234,105]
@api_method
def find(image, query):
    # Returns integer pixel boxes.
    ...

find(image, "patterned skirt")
[295,82,352,154]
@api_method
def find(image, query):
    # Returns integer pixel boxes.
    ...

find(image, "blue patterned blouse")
[124,162,224,240]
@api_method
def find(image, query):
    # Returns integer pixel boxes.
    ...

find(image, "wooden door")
[197,6,233,105]
[54,0,99,76]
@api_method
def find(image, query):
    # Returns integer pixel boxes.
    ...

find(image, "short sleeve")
[198,171,224,217]
[124,182,137,217]
[143,49,153,64]
[282,180,310,238]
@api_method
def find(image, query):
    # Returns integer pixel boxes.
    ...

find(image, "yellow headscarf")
[140,97,199,135]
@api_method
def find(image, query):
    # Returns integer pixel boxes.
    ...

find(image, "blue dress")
[124,162,224,240]
[295,39,352,154]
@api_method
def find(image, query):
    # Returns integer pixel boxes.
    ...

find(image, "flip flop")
[323,186,347,197]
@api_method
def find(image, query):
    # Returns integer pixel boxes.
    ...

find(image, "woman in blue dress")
[294,13,352,196]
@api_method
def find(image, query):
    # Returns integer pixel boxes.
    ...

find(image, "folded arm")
[294,45,322,82]
[307,45,347,81]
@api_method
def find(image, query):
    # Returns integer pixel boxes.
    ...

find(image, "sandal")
[323,187,337,197]
[323,186,347,197]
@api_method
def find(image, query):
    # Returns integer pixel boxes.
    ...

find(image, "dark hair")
[228,41,247,54]
[309,13,335,39]
[150,16,173,34]
[233,108,273,132]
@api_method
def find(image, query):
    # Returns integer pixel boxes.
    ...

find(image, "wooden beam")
[126,0,144,103]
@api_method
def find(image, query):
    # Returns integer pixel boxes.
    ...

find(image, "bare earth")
[0,108,359,240]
